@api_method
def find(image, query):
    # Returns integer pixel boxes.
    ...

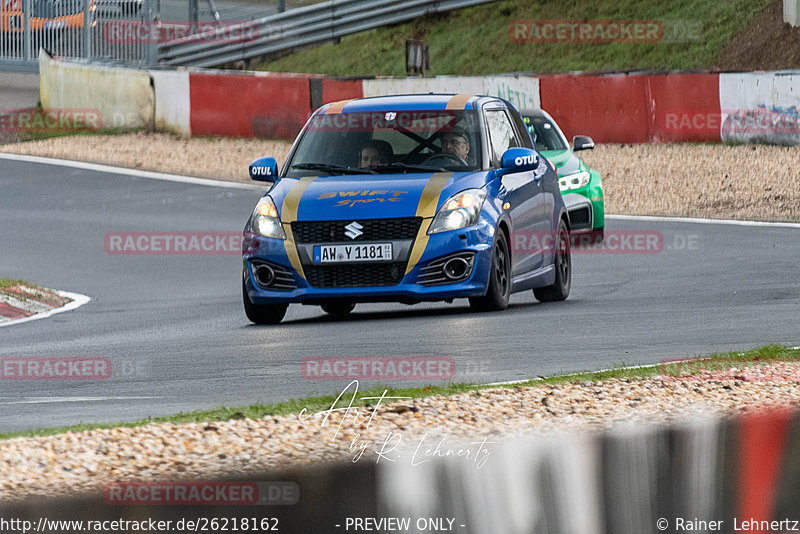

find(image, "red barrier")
[736,410,795,527]
[539,72,720,143]
[540,73,651,143]
[189,71,312,139]
[322,79,363,106]
[647,73,720,142]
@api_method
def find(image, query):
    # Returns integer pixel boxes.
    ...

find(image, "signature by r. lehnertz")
[298,380,495,469]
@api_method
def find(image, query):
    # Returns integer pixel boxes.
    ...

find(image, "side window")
[510,111,534,149]
[485,110,520,166]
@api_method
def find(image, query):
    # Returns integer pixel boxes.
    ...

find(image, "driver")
[440,128,470,163]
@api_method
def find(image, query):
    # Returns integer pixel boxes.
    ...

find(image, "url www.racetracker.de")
[0,517,281,533]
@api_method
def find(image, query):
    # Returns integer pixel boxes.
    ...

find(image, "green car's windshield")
[524,115,568,152]
[285,110,483,177]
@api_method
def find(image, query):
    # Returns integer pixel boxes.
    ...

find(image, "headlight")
[558,171,590,191]
[428,189,486,234]
[251,196,286,239]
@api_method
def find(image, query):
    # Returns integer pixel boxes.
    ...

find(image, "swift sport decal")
[318,190,410,207]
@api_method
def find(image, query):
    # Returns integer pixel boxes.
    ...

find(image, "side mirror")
[573,135,595,151]
[249,157,279,183]
[500,147,540,172]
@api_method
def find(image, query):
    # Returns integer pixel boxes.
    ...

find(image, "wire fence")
[0,0,308,70]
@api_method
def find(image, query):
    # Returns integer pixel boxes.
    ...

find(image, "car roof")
[520,108,560,123]
[317,93,492,114]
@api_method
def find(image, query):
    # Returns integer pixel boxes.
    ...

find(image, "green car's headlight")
[428,189,486,234]
[558,171,590,191]
[251,196,286,239]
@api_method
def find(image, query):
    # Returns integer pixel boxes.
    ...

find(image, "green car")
[522,109,604,239]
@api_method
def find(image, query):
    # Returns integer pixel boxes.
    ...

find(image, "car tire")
[321,301,356,317]
[534,220,571,302]
[242,282,288,324]
[594,227,604,243]
[469,227,511,312]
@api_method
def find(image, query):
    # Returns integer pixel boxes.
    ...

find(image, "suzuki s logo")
[344,221,363,240]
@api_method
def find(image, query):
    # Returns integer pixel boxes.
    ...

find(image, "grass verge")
[256,0,772,76]
[0,278,31,289]
[2,345,798,441]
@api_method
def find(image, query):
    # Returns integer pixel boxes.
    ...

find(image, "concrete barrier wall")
[39,51,155,131]
[151,70,191,137]
[719,72,800,145]
[36,55,800,145]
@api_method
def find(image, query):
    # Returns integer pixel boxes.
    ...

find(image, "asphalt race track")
[1,157,799,433]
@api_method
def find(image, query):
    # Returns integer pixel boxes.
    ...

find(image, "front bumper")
[243,219,494,305]
[561,184,604,231]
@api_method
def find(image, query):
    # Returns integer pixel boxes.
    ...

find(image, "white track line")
[0,290,90,329]
[0,152,264,191]
[484,349,800,387]
[607,214,800,229]
[0,396,163,405]
[484,361,670,387]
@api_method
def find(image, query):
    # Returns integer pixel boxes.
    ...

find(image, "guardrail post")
[189,0,199,34]
[22,0,32,61]
[144,0,156,65]
[83,0,91,59]
[278,0,285,12]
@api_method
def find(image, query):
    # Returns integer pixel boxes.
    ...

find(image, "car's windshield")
[285,110,483,177]
[523,115,568,151]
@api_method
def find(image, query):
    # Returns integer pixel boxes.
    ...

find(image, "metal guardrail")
[157,0,499,67]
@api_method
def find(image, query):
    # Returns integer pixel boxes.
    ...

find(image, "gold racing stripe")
[324,99,354,114]
[281,176,317,279]
[405,172,451,275]
[445,94,473,110]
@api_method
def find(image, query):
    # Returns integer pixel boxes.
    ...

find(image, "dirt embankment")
[716,0,800,71]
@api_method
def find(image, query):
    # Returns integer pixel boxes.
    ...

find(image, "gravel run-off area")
[2,133,799,221]
[2,361,800,502]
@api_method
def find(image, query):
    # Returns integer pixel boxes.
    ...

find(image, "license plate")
[313,243,392,263]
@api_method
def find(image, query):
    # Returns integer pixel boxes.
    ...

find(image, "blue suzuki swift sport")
[242,94,571,324]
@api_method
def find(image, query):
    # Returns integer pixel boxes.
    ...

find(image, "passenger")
[359,140,394,167]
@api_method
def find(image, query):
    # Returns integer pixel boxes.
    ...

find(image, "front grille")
[305,262,407,288]
[568,205,592,229]
[292,217,422,244]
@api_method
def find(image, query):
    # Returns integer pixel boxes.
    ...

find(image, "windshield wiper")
[371,162,449,173]
[291,163,376,175]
